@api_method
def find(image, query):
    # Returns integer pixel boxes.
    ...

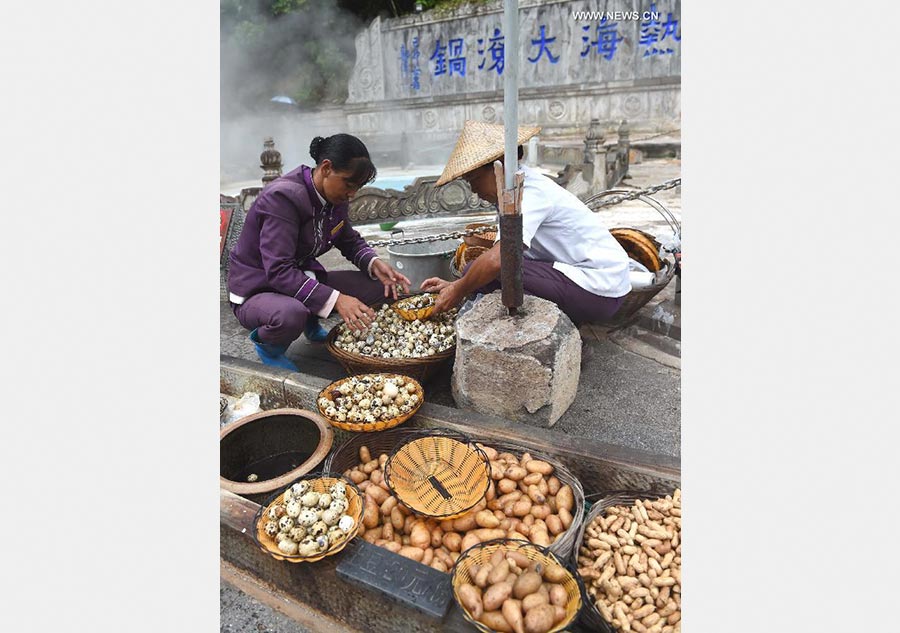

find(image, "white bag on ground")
[221,392,261,426]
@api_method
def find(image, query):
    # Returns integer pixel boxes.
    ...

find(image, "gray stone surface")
[221,581,312,633]
[451,292,581,426]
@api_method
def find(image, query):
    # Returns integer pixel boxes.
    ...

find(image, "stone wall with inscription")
[346,0,680,159]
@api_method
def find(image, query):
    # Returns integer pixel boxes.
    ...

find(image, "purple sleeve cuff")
[295,278,337,315]
[355,248,378,275]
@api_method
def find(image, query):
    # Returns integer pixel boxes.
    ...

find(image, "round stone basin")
[220,408,333,501]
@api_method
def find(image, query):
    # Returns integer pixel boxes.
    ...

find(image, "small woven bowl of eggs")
[316,373,424,433]
[252,473,364,563]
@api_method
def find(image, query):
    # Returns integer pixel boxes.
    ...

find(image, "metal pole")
[500,0,523,316]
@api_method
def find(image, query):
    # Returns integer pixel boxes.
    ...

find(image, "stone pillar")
[260,137,282,187]
[583,119,608,193]
[451,292,581,428]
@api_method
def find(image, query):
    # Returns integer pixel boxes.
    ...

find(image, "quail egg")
[298,509,318,527]
[277,539,299,556]
[278,515,294,532]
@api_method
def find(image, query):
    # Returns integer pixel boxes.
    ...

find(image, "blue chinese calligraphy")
[432,37,466,77]
[581,17,623,61]
[528,25,559,64]
[448,38,466,76]
[640,3,680,57]
[477,28,505,75]
[411,37,421,90]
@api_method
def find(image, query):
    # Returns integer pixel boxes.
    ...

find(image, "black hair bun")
[309,136,326,162]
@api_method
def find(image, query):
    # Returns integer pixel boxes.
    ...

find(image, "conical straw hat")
[435,120,541,186]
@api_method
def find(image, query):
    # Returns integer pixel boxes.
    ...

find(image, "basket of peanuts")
[323,429,586,574]
[573,489,681,633]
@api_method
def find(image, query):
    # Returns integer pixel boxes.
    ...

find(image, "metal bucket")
[387,237,459,290]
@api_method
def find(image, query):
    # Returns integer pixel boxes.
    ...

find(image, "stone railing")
[348,176,493,224]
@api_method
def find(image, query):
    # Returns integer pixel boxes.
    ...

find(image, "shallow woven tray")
[252,473,364,564]
[452,538,585,633]
[383,433,491,520]
[324,302,456,384]
[316,373,423,433]
[572,489,680,632]
[391,293,437,322]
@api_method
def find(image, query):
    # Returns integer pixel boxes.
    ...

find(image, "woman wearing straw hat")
[228,133,411,371]
[421,120,631,326]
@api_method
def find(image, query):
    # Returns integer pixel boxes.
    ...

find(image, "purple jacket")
[227,165,377,314]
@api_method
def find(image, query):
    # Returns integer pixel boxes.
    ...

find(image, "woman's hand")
[334,293,376,332]
[371,258,411,300]
[421,278,464,314]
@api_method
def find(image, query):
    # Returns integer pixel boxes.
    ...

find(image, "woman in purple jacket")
[228,134,410,371]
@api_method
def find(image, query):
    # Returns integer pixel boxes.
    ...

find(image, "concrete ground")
[220,157,681,630]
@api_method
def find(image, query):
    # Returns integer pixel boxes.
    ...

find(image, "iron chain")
[366,179,680,247]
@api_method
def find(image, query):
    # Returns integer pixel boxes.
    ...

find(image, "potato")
[362,530,378,544]
[402,515,415,534]
[548,584,567,607]
[380,495,397,516]
[498,478,518,494]
[556,485,574,512]
[552,605,566,625]
[430,526,444,548]
[382,522,394,541]
[348,469,367,484]
[362,459,380,474]
[512,571,543,599]
[512,498,533,517]
[398,546,424,562]
[410,523,431,549]
[488,561,510,585]
[478,444,499,460]
[530,529,551,547]
[369,468,384,485]
[522,592,549,612]
[434,547,455,569]
[486,481,497,501]
[522,472,543,486]
[365,485,389,506]
[502,599,526,633]
[474,528,507,542]
[359,446,371,463]
[490,461,506,480]
[506,550,531,569]
[358,481,371,493]
[504,466,528,481]
[531,504,551,520]
[498,490,523,505]
[476,510,501,529]
[461,532,482,552]
[479,611,513,632]
[525,460,553,475]
[537,478,549,496]
[524,604,556,633]
[542,564,569,584]
[430,559,448,573]
[507,530,528,541]
[526,485,546,505]
[362,501,380,528]
[547,476,561,495]
[442,532,462,552]
[383,541,401,553]
[558,507,573,530]
[454,514,478,532]
[545,515,563,535]
[421,547,434,566]
[457,583,483,619]
[497,452,518,463]
[390,506,404,530]
[483,582,514,611]
[378,453,388,466]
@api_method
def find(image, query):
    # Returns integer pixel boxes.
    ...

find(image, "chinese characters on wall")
[396,3,680,92]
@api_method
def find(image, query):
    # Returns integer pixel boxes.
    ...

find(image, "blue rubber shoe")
[249,328,299,371]
[304,316,329,343]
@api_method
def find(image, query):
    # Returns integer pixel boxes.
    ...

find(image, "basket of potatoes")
[322,429,586,574]
[452,538,584,633]
[573,489,681,633]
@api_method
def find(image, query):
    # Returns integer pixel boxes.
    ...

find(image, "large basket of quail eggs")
[316,373,424,433]
[253,473,364,563]
[325,294,458,384]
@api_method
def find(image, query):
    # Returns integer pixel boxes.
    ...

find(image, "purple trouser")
[232,271,386,346]
[473,259,625,326]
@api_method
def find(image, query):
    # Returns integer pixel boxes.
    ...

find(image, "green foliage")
[270,0,308,16]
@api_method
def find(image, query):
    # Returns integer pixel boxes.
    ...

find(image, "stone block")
[451,292,581,427]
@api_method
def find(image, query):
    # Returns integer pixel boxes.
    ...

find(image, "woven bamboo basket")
[323,427,432,475]
[610,227,662,272]
[572,488,680,632]
[252,473,364,564]
[461,245,489,268]
[453,242,467,270]
[392,293,437,322]
[463,222,497,248]
[452,538,585,633]
[384,433,491,520]
[324,301,456,384]
[474,440,586,562]
[315,373,423,433]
